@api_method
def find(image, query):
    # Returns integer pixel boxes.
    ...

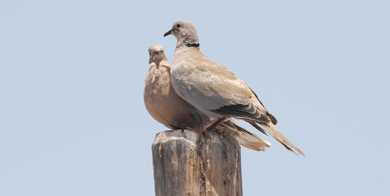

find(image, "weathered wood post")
[152,129,243,196]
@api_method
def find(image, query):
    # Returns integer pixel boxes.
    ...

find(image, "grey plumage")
[164,20,305,156]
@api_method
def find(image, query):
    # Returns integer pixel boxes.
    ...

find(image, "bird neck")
[175,32,199,49]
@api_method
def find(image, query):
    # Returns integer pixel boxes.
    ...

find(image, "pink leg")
[186,117,227,139]
[207,117,226,131]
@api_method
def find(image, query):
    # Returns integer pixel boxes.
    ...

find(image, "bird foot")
[186,117,226,139]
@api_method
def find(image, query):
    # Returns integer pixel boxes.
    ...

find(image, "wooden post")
[152,129,243,196]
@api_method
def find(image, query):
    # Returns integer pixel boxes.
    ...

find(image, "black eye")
[176,24,181,28]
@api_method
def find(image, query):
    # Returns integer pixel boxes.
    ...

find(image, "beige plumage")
[163,20,305,156]
[144,44,270,151]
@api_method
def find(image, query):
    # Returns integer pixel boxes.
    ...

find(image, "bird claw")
[186,117,226,139]
[186,126,210,139]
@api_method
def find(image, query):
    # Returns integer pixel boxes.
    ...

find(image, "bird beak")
[163,29,172,37]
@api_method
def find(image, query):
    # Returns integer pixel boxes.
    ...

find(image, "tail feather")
[219,120,271,151]
[251,121,305,156]
[245,120,268,135]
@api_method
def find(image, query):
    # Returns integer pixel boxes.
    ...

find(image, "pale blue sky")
[1,1,389,196]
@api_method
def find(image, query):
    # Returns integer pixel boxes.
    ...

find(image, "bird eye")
[176,24,181,28]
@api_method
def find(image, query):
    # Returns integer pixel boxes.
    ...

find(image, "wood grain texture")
[152,129,243,196]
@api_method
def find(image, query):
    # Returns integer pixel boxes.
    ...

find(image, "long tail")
[219,119,271,151]
[249,121,305,156]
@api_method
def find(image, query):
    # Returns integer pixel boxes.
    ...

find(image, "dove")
[144,44,270,151]
[163,20,305,156]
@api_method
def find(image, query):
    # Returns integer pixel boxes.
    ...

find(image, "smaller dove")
[144,44,270,151]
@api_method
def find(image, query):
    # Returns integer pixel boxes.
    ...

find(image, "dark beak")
[163,29,172,37]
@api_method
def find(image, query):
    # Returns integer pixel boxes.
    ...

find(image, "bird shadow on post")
[152,129,243,196]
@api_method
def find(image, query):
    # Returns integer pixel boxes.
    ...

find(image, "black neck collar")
[185,43,200,47]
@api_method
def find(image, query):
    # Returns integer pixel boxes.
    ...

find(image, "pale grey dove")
[163,20,305,156]
[144,44,271,151]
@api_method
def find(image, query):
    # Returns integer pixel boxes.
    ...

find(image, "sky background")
[1,1,389,196]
